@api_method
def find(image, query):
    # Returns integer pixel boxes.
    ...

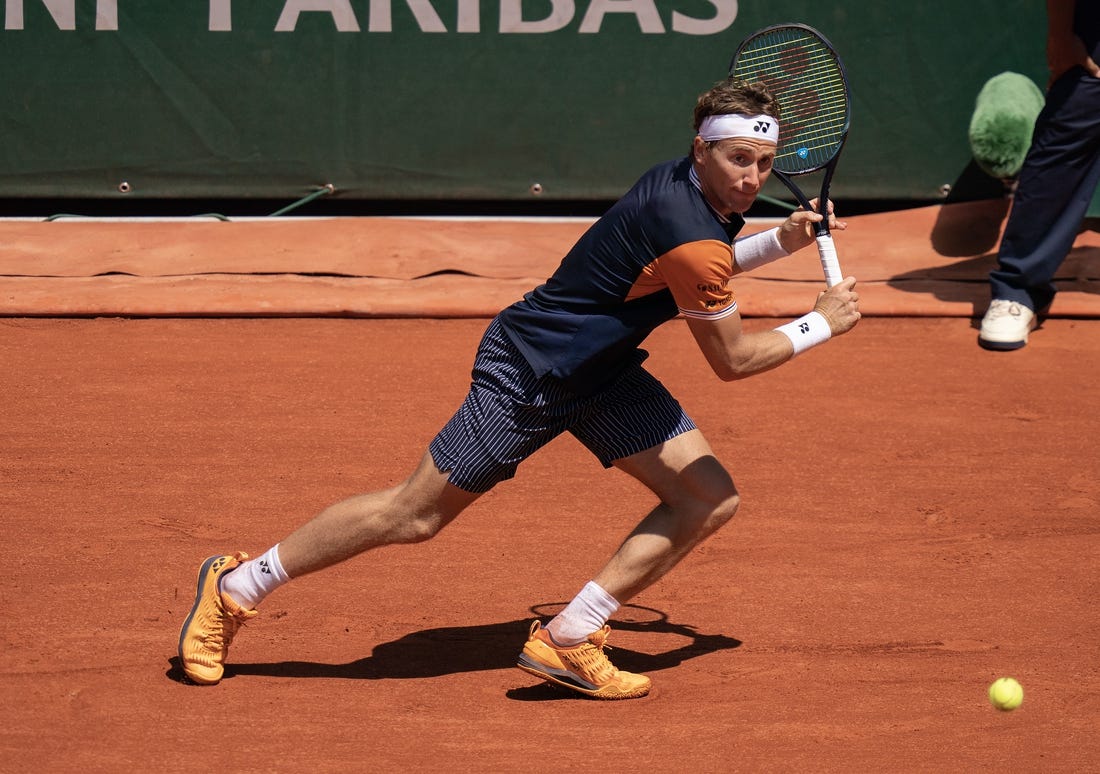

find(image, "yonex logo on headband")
[698,113,779,144]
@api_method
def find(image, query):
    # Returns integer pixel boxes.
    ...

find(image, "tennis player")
[178,77,861,699]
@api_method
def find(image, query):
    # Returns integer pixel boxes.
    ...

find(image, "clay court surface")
[2,207,1099,771]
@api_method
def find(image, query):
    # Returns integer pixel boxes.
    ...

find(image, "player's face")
[692,136,776,215]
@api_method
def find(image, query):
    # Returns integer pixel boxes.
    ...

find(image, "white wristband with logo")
[775,311,832,357]
[734,227,788,272]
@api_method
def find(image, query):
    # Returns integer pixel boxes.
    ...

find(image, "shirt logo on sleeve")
[703,293,734,309]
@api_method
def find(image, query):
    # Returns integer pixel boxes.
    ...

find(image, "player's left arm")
[686,310,794,379]
[686,279,860,381]
[660,239,791,378]
[659,238,858,380]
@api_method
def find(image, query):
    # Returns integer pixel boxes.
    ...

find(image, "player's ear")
[691,135,708,164]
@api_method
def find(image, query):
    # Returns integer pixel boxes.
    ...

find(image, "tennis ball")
[988,677,1023,711]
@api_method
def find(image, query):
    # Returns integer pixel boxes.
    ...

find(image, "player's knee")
[397,518,437,543]
[394,510,452,544]
[671,481,739,541]
[705,488,740,532]
[677,463,739,532]
[719,489,741,521]
[384,463,476,544]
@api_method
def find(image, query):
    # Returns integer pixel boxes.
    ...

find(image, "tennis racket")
[729,23,851,287]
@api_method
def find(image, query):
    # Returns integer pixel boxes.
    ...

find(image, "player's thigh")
[430,319,574,493]
[570,360,697,469]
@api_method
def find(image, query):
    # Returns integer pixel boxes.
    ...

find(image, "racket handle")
[815,234,843,288]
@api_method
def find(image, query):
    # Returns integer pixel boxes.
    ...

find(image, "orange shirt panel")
[626,239,737,318]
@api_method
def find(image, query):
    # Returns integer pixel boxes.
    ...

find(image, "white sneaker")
[979,299,1037,350]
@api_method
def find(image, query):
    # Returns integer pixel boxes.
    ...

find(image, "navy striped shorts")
[429,317,697,493]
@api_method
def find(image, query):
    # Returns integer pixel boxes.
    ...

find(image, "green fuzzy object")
[968,72,1045,180]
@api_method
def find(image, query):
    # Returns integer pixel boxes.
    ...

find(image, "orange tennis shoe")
[177,552,257,685]
[516,620,651,699]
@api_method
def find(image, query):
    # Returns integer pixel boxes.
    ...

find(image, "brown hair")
[692,77,780,132]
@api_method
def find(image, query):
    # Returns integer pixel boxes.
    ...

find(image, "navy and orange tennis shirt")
[497,155,745,394]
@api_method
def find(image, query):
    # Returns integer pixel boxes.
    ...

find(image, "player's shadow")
[166,603,741,698]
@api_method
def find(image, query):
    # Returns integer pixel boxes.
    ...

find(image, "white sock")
[545,581,620,646]
[219,545,290,610]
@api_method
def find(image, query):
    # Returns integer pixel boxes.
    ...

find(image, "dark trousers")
[990,67,1100,311]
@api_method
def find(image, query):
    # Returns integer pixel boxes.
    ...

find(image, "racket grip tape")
[815,234,843,288]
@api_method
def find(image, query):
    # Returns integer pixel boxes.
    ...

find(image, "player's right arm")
[731,199,847,277]
[686,278,861,381]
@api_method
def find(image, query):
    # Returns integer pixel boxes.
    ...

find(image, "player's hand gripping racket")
[729,23,851,287]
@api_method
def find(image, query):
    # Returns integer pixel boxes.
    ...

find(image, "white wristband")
[775,311,832,356]
[734,227,788,272]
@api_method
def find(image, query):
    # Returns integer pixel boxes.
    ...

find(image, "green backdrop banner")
[2,1,1051,205]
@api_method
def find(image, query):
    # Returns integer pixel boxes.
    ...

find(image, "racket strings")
[732,33,849,173]
[735,49,835,74]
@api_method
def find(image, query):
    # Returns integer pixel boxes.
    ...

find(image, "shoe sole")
[177,555,224,685]
[978,336,1028,351]
[516,655,650,700]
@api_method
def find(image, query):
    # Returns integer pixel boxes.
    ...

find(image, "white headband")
[698,113,779,144]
